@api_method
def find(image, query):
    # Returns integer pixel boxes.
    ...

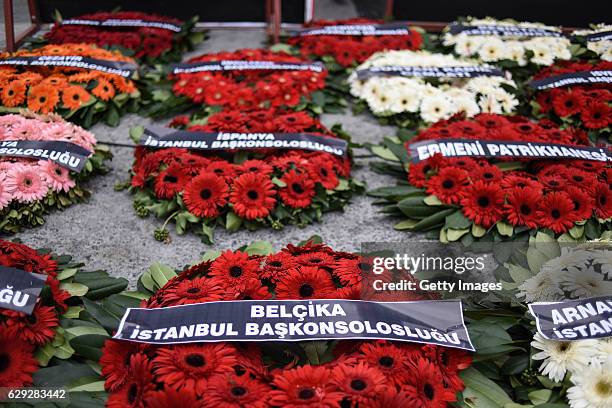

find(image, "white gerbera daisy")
[478,38,507,62]
[592,248,612,278]
[531,334,599,382]
[528,43,555,65]
[567,361,612,408]
[517,269,563,302]
[561,266,612,299]
[420,95,452,123]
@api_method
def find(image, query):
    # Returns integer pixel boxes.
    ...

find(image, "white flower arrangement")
[443,17,572,66]
[515,240,611,407]
[573,24,612,61]
[348,50,518,124]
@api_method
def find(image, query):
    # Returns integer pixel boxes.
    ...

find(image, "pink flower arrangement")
[0,114,96,209]
[0,113,110,233]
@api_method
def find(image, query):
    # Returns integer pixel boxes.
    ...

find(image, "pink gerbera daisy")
[0,173,13,209]
[38,161,75,192]
[5,164,48,203]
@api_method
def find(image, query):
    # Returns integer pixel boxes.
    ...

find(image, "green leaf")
[445,210,472,229]
[447,228,470,241]
[226,211,242,231]
[528,389,552,405]
[461,367,513,408]
[394,219,419,230]
[496,222,514,237]
[244,241,274,256]
[371,145,400,161]
[35,342,55,366]
[424,195,443,206]
[569,225,584,239]
[148,262,177,289]
[60,282,89,297]
[69,380,106,392]
[65,325,109,338]
[57,267,78,280]
[70,334,108,361]
[472,224,486,238]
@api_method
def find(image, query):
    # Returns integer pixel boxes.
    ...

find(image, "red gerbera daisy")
[536,191,579,234]
[106,354,156,408]
[209,250,260,287]
[331,362,387,406]
[144,387,201,408]
[470,164,503,183]
[580,102,610,129]
[501,174,542,191]
[226,278,272,300]
[230,173,276,220]
[422,345,471,392]
[3,305,59,346]
[239,159,274,177]
[259,252,297,282]
[403,357,458,408]
[160,276,225,306]
[333,257,374,286]
[202,373,271,408]
[207,160,238,180]
[0,327,38,387]
[275,266,336,300]
[100,340,143,392]
[593,182,612,219]
[279,170,316,208]
[460,181,505,228]
[504,187,542,228]
[372,389,416,408]
[551,90,583,117]
[294,251,335,268]
[154,163,188,199]
[563,186,594,221]
[153,344,238,396]
[359,341,412,387]
[307,156,339,190]
[182,173,228,218]
[269,365,342,407]
[426,167,469,204]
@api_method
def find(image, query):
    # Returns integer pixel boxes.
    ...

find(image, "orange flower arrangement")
[0,44,140,127]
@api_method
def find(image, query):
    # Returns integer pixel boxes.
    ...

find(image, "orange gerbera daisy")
[112,76,136,94]
[92,78,115,101]
[27,83,59,113]
[67,72,98,83]
[1,80,27,107]
[42,75,68,88]
[18,72,43,86]
[61,85,91,110]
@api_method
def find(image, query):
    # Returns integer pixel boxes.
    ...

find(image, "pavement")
[7,27,414,286]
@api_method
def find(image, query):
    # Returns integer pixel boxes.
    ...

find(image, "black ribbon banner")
[0,266,46,315]
[292,22,411,36]
[0,140,92,172]
[140,125,348,157]
[582,30,612,42]
[355,65,504,80]
[171,60,325,75]
[0,56,138,78]
[60,18,183,32]
[448,23,565,38]
[408,138,610,163]
[114,299,474,350]
[529,296,612,341]
[529,70,612,90]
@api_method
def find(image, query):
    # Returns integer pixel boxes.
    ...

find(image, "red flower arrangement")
[0,240,127,388]
[143,48,342,118]
[128,109,362,243]
[100,241,471,407]
[287,18,423,69]
[43,11,203,62]
[531,61,612,134]
[369,113,611,242]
